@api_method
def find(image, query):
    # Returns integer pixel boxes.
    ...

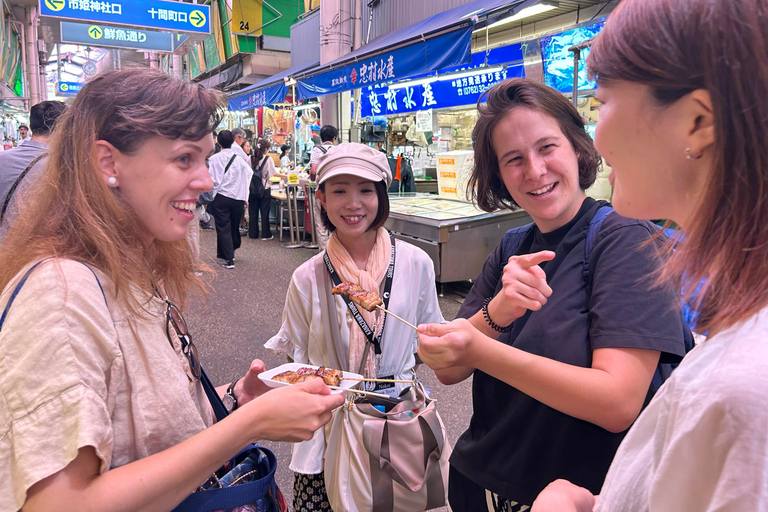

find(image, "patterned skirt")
[293,472,333,511]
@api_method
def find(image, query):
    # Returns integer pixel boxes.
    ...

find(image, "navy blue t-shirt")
[450,198,687,505]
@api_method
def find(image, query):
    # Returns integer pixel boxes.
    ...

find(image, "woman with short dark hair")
[248,138,276,240]
[532,0,768,510]
[417,78,687,511]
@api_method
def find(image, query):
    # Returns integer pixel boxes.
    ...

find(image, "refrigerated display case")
[385,194,533,283]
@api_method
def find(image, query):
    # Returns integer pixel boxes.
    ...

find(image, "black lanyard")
[323,234,396,355]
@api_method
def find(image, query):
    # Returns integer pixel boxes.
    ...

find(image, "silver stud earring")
[685,147,702,161]
[108,177,117,186]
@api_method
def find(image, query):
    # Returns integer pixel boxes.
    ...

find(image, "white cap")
[316,142,392,187]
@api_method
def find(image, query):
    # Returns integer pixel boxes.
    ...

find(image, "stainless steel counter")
[384,195,532,283]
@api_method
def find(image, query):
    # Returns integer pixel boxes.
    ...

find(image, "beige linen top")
[0,259,214,511]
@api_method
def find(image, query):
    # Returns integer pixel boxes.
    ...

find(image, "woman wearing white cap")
[266,142,444,511]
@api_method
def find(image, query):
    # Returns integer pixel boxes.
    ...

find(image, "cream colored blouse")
[0,259,214,511]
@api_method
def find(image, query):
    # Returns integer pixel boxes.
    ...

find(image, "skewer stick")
[329,386,391,398]
[345,377,415,384]
[375,304,418,330]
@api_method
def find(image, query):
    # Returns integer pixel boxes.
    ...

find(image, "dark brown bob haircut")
[318,180,390,233]
[0,68,224,315]
[469,78,602,212]
[588,0,768,335]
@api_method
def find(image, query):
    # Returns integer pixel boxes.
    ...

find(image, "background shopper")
[207,130,253,268]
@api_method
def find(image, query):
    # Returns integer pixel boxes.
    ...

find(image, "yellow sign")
[232,0,261,35]
[288,173,300,185]
[88,26,103,39]
[60,83,69,92]
[232,0,282,35]
[190,10,207,28]
[45,0,65,11]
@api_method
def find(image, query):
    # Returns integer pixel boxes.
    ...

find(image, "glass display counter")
[385,194,532,283]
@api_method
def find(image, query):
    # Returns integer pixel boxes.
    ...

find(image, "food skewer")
[328,386,391,398]
[331,282,419,331]
[345,377,415,384]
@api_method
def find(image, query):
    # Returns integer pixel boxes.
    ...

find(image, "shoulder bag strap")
[0,258,108,331]
[322,234,396,356]
[0,153,47,224]
[223,154,237,174]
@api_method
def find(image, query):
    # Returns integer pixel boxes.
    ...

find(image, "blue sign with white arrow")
[40,0,210,34]
[57,81,83,96]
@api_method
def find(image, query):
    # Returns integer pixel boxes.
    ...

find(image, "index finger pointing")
[512,251,556,269]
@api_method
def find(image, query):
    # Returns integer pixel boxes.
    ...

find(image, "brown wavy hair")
[588,0,768,335]
[0,69,224,314]
[469,78,602,212]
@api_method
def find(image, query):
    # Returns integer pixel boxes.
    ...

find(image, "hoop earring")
[108,177,117,186]
[685,147,702,161]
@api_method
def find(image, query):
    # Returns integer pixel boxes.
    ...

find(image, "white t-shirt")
[265,239,444,473]
[596,306,768,512]
[309,142,333,165]
[0,259,213,511]
[208,148,253,202]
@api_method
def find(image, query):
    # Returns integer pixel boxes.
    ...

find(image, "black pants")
[449,465,532,512]
[208,194,244,261]
[248,192,272,239]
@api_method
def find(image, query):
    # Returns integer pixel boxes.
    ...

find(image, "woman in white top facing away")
[248,138,276,240]
[266,142,444,512]
[529,0,768,510]
[0,68,344,512]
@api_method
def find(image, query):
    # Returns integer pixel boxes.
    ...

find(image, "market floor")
[186,226,474,511]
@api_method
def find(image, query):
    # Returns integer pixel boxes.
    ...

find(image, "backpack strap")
[582,205,615,295]
[499,222,536,271]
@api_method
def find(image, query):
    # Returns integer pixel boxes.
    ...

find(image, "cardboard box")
[436,150,474,202]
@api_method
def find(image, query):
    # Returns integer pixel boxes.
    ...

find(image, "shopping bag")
[324,383,451,512]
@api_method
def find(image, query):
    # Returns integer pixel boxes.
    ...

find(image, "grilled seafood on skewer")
[331,282,383,311]
[270,366,344,386]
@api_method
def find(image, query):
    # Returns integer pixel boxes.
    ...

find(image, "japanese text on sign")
[66,1,121,14]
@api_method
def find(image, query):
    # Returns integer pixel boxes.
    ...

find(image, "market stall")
[385,194,532,284]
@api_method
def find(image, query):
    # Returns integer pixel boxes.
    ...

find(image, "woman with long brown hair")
[531,0,768,510]
[0,69,344,511]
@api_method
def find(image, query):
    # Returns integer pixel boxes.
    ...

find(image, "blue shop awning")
[295,0,534,100]
[227,60,321,111]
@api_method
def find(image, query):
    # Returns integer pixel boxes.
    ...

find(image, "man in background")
[309,124,337,250]
[231,127,251,165]
[17,124,31,145]
[0,101,67,237]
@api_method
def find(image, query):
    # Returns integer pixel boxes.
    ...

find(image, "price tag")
[288,174,300,185]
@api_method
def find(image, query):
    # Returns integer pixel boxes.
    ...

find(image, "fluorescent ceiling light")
[389,76,437,90]
[438,66,503,81]
[476,1,560,32]
[293,102,320,111]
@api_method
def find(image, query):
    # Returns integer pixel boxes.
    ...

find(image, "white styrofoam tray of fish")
[258,362,364,394]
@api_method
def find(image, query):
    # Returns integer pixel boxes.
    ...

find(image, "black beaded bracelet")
[481,297,513,333]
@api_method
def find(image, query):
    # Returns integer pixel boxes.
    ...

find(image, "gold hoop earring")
[685,147,702,161]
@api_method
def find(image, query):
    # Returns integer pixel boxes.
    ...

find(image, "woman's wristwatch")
[223,378,240,413]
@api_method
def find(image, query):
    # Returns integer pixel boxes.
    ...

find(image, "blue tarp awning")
[295,0,533,99]
[227,60,320,111]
